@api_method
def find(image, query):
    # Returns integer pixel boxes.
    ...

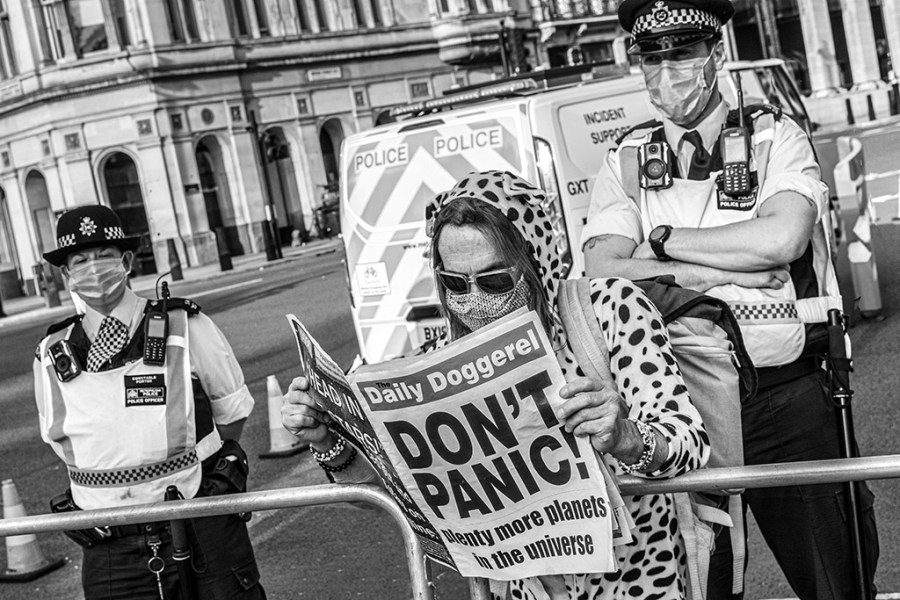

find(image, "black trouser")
[82,512,266,600]
[707,370,879,600]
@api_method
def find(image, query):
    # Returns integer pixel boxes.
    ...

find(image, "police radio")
[720,72,753,196]
[143,282,170,366]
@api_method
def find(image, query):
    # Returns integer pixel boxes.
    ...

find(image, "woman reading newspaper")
[282,170,710,599]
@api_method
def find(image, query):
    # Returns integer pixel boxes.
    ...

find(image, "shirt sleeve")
[757,117,827,220]
[592,278,710,479]
[33,356,52,447]
[187,313,255,425]
[580,150,644,249]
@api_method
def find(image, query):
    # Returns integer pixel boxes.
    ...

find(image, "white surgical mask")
[445,276,530,332]
[644,50,716,125]
[66,257,129,303]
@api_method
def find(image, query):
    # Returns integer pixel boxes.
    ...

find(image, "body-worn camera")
[638,141,673,191]
[48,340,82,382]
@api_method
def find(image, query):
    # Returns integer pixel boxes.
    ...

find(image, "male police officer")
[33,205,266,599]
[581,1,878,599]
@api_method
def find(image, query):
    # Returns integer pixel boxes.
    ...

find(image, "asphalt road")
[1,121,899,599]
[0,248,472,599]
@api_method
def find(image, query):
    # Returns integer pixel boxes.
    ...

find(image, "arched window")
[102,152,157,274]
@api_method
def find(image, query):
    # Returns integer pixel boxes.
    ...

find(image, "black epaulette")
[46,314,84,336]
[145,297,202,316]
[39,314,84,359]
[614,119,663,147]
[726,103,783,130]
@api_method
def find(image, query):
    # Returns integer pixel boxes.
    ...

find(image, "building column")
[883,0,900,80]
[796,0,842,95]
[228,127,266,253]
[138,0,175,46]
[135,138,185,271]
[2,172,40,292]
[841,0,883,88]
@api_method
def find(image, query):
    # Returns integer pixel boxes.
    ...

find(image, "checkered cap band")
[69,450,199,487]
[58,233,77,248]
[633,8,720,36]
[104,226,124,239]
[731,302,799,322]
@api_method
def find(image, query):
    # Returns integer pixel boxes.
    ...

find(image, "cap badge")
[652,1,670,23]
[79,217,97,237]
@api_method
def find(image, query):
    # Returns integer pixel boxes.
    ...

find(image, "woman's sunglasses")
[436,266,519,295]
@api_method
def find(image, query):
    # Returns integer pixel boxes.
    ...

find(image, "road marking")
[871,193,898,204]
[190,278,263,299]
[865,169,900,181]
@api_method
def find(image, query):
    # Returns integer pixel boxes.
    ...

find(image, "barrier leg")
[469,577,492,600]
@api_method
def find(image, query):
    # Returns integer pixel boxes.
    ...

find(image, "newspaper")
[288,310,621,580]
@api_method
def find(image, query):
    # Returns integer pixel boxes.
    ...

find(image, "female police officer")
[33,205,266,599]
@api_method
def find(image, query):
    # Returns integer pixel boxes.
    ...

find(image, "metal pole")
[827,309,872,600]
[248,110,279,262]
[498,21,510,77]
[0,485,434,600]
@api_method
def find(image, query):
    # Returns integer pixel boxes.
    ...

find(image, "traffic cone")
[259,374,309,458]
[0,479,65,582]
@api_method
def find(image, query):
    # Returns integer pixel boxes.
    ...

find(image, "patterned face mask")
[444,275,530,332]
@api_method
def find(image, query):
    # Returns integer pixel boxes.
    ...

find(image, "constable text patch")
[124,374,167,406]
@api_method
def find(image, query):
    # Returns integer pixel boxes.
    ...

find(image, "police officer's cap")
[619,0,734,55]
[43,205,141,266]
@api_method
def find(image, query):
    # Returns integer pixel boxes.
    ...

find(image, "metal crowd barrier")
[3,456,900,600]
[833,135,883,318]
[0,484,435,600]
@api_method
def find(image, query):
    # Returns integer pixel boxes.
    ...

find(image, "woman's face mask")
[643,49,717,125]
[65,256,129,305]
[444,275,530,332]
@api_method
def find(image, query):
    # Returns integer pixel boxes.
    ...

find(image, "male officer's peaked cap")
[43,205,141,266]
[619,0,735,55]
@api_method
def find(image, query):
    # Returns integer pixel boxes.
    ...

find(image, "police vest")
[613,108,842,368]
[38,306,221,510]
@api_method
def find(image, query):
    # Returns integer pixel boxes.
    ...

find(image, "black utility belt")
[104,522,168,538]
[756,356,821,390]
[49,490,169,547]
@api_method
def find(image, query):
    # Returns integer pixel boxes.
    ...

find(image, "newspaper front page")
[349,310,616,580]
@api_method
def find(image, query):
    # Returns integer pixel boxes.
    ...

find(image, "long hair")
[430,198,554,340]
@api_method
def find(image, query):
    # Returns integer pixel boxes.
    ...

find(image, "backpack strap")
[635,276,757,403]
[558,278,614,387]
[728,495,746,595]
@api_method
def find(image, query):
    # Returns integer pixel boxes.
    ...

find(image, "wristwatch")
[648,225,674,261]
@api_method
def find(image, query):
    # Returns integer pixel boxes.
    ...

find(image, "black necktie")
[683,130,712,181]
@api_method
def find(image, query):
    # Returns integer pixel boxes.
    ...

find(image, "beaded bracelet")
[318,446,358,473]
[618,419,657,474]
[310,434,345,463]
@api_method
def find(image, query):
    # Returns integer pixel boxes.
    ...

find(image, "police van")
[341,60,814,363]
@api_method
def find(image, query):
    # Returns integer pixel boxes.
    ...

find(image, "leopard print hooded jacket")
[428,170,710,600]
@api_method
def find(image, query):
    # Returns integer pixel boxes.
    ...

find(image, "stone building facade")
[0,0,897,298]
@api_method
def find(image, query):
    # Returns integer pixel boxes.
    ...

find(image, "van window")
[753,67,811,131]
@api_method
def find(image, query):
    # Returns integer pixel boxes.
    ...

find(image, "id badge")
[124,374,167,406]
